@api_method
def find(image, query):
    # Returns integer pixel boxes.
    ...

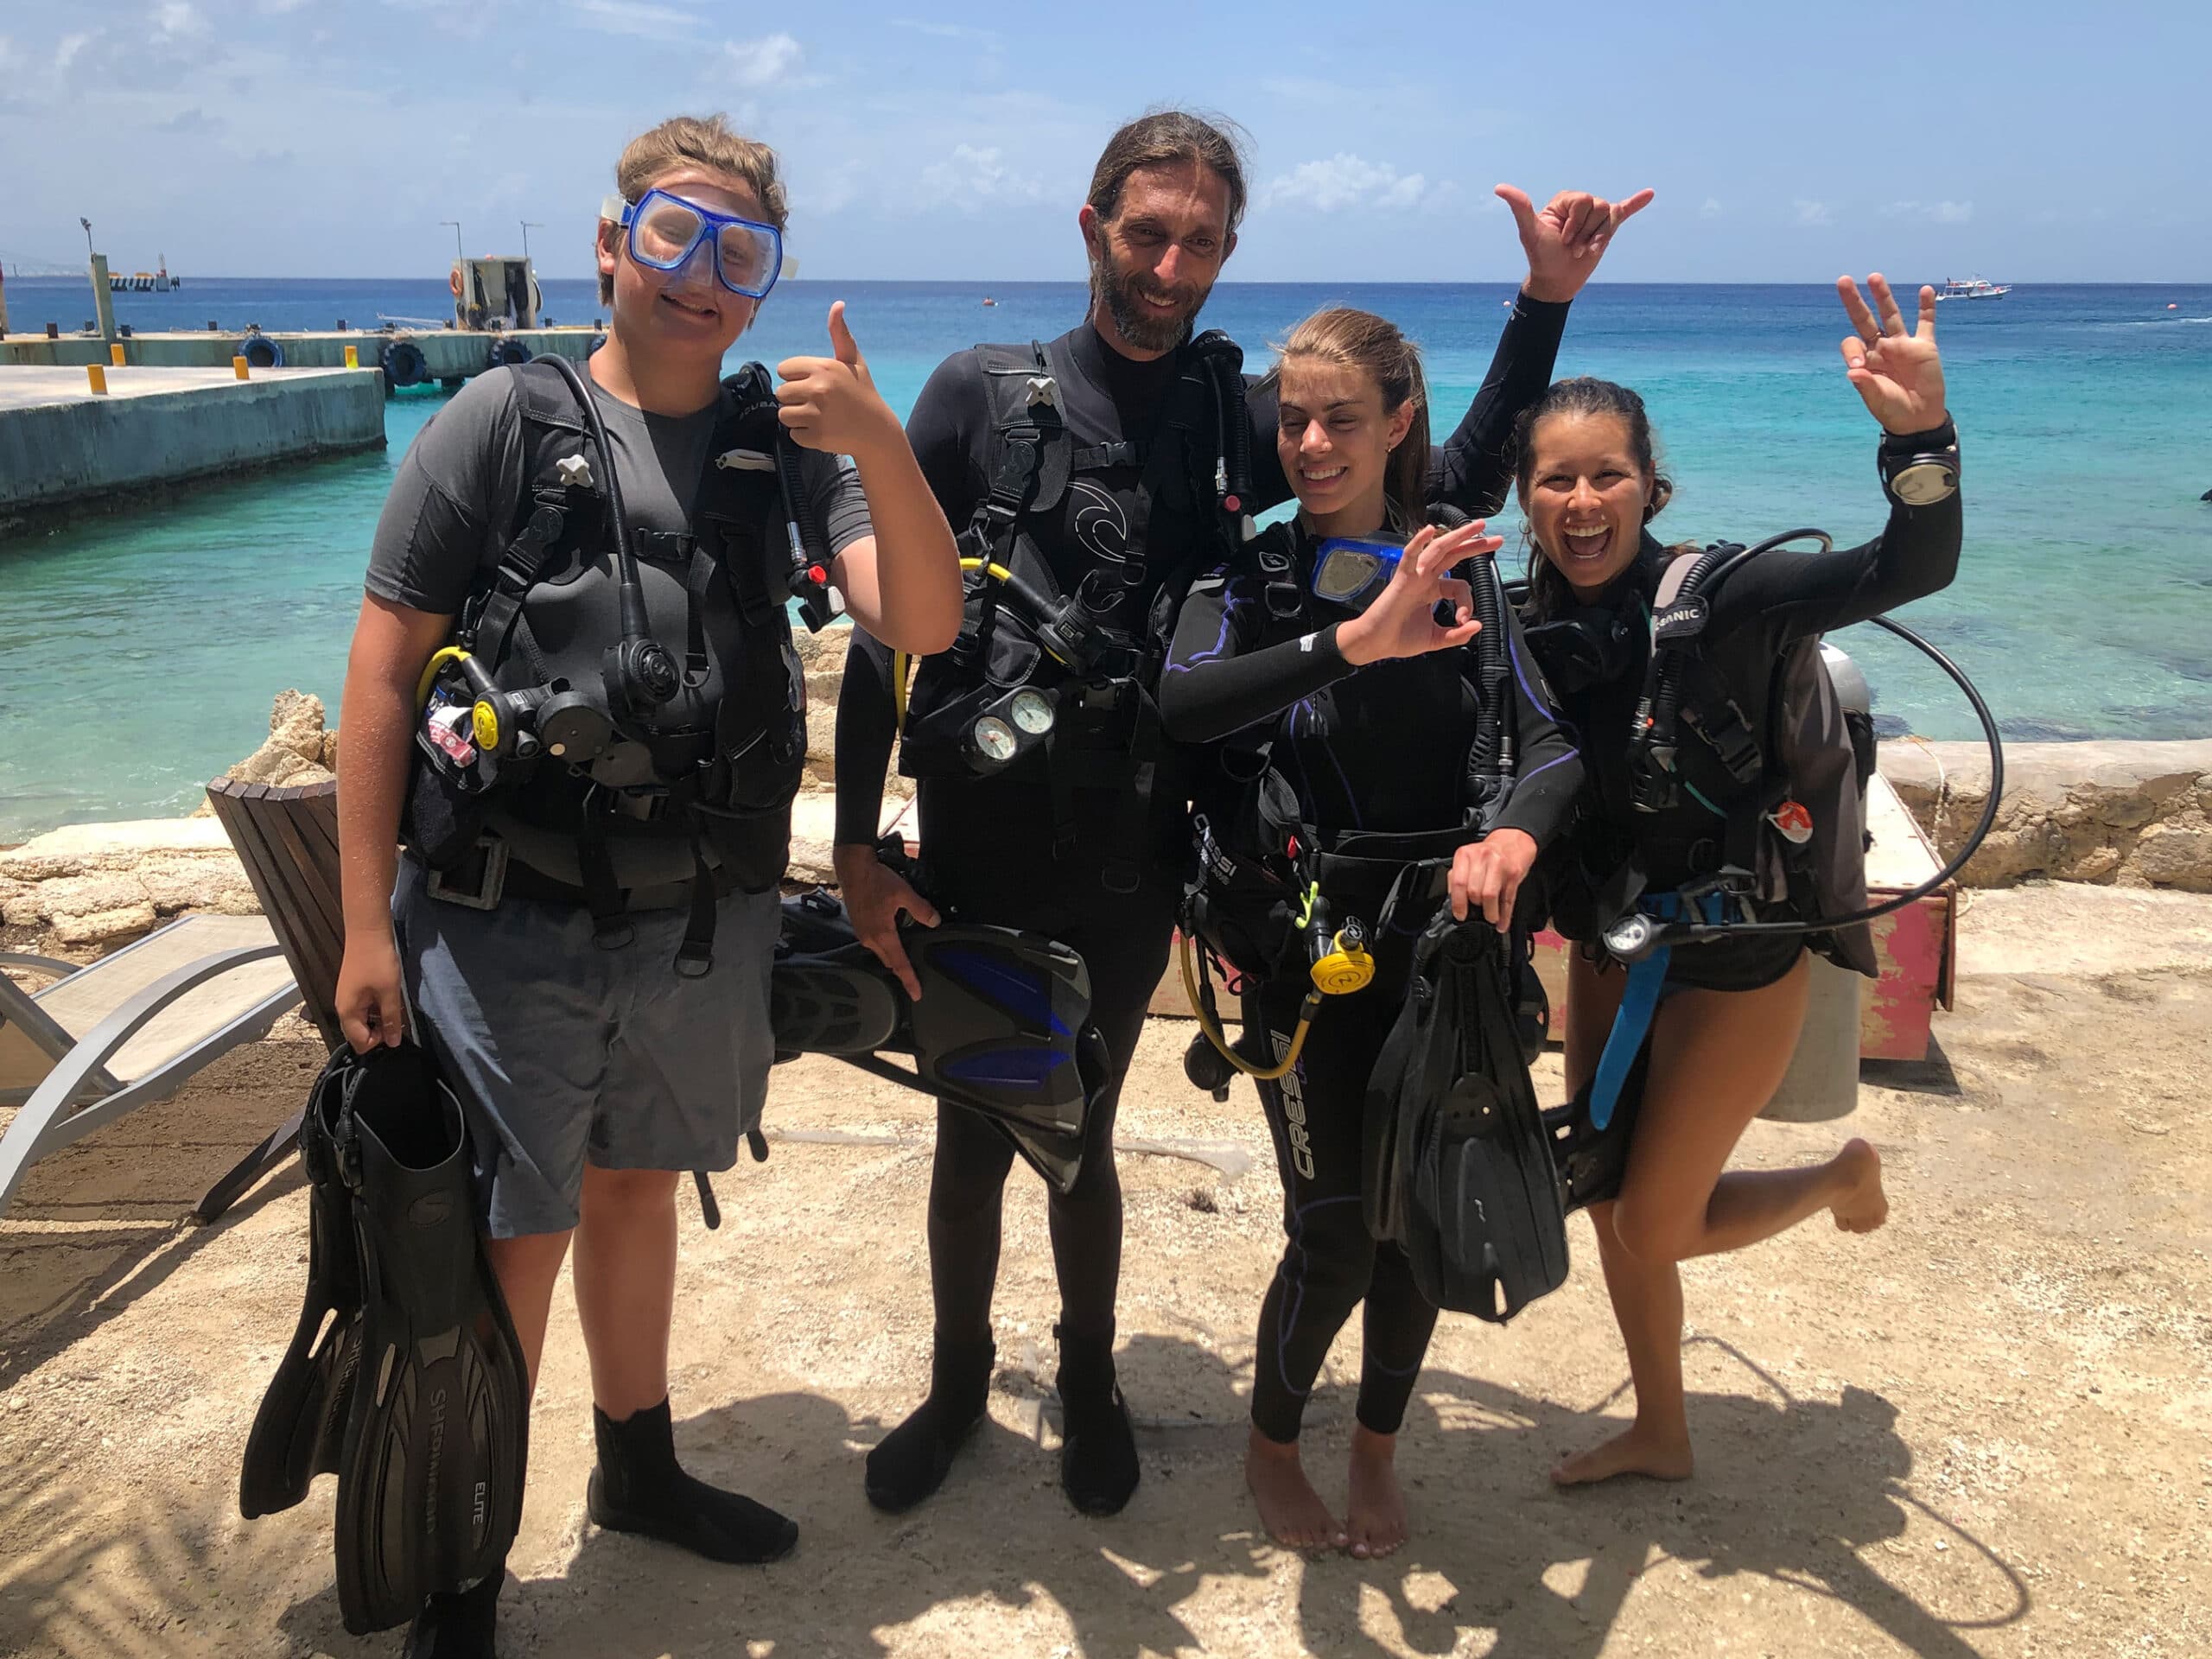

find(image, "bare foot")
[1344,1425,1408,1559]
[1550,1421,1694,1486]
[1830,1137,1890,1234]
[1245,1428,1344,1552]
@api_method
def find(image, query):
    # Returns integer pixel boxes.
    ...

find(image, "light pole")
[440,220,463,264]
[519,220,543,264]
[79,217,95,259]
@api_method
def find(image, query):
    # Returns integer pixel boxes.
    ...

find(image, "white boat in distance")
[1937,276,2011,301]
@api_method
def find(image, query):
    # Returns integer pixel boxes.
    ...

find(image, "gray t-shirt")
[365,365,872,614]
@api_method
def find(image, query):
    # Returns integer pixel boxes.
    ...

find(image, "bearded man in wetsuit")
[835,108,1646,1517]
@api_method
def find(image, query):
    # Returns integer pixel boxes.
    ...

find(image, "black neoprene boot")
[586,1397,798,1564]
[864,1336,995,1513]
[402,1569,500,1659]
[1055,1325,1139,1516]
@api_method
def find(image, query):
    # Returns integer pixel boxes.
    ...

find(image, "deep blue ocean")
[3,276,2209,839]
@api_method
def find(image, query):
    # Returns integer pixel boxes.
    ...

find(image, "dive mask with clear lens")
[601,188,785,300]
[1310,537,1404,607]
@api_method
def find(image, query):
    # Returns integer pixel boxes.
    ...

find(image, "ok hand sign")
[1335,518,1501,667]
[1837,274,1948,435]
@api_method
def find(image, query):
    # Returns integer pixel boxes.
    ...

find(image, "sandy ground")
[3,886,2209,1658]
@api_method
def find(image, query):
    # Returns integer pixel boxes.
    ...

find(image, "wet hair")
[601,114,788,304]
[1510,377,1675,619]
[1263,307,1433,525]
[1086,109,1251,235]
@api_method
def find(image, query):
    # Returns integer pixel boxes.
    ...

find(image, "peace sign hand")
[1497,184,1656,304]
[776,300,903,461]
[1335,519,1501,667]
[1837,274,1948,435]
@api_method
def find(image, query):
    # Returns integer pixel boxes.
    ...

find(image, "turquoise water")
[3,277,2209,840]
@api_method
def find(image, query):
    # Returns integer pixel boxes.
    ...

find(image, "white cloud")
[55,32,92,71]
[891,18,999,41]
[567,0,700,39]
[1700,196,1723,219]
[915,143,1045,211]
[723,30,800,86]
[154,2,208,37]
[1257,153,1434,214]
[1794,199,1833,226]
[1885,199,1974,224]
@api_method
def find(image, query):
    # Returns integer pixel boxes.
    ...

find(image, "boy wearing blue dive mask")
[329,115,960,1655]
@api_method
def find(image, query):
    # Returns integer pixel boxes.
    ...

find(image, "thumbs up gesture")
[777,300,900,460]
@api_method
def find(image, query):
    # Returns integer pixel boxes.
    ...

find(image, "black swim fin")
[1365,912,1569,1322]
[769,888,904,1057]
[768,888,1105,1193]
[1542,1039,1649,1213]
[238,1059,365,1520]
[327,1044,529,1637]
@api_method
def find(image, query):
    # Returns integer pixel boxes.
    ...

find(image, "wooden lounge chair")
[191,776,346,1220]
[0,913,299,1218]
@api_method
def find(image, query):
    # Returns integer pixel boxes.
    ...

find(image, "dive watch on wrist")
[1878,419,1960,507]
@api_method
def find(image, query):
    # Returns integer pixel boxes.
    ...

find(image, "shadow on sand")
[240,1332,2028,1657]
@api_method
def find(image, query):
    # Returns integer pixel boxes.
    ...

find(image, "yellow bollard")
[232,355,251,380]
[344,344,359,370]
[86,364,109,395]
[109,343,127,367]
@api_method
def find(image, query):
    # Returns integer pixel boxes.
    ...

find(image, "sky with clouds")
[2,0,2206,283]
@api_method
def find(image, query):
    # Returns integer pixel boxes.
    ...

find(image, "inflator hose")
[1178,933,1316,1081]
[1433,505,1513,776]
[534,353,653,648]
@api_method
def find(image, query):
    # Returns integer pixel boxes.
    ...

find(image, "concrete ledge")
[0,327,599,373]
[1880,739,2212,891]
[0,366,385,530]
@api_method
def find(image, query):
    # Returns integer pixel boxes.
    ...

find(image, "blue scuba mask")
[1311,537,1404,607]
[601,188,785,299]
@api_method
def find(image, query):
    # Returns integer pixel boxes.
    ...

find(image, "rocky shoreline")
[5,626,2209,956]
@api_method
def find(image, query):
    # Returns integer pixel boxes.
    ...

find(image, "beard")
[1091,242,1209,353]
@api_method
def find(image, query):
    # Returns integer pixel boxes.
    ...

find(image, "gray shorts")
[393,858,779,1239]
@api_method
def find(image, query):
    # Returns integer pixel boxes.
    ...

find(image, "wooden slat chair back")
[204,778,345,1052]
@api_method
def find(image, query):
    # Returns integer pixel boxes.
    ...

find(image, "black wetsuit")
[1160,531,1581,1442]
[1535,422,1964,993]
[835,298,1572,1382]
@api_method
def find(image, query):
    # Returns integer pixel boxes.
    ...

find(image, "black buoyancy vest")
[407,359,810,902]
[1182,520,1519,976]
[898,334,1250,887]
[1535,540,1878,976]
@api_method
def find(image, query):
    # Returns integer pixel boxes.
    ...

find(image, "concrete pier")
[0,326,597,381]
[0,365,385,536]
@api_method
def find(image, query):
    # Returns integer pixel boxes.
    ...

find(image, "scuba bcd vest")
[1180,512,1529,988]
[893,331,1255,891]
[404,354,825,973]
[1176,513,1551,1101]
[1548,531,1879,976]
